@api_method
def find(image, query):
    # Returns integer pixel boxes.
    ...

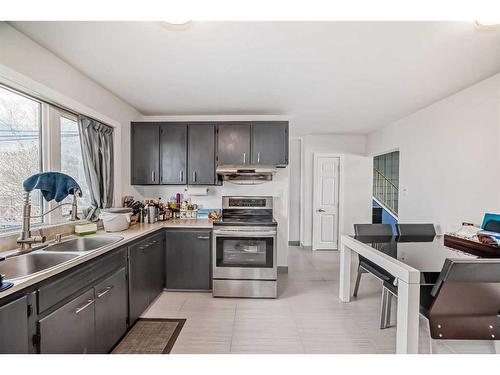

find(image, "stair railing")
[373,168,398,216]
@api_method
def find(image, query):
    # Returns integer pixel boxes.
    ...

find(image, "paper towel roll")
[185,187,209,196]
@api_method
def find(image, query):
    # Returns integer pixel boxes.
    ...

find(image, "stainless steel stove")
[212,196,277,298]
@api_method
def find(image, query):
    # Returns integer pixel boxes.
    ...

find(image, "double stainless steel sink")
[0,235,123,281]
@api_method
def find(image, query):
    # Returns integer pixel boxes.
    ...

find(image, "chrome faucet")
[17,190,80,252]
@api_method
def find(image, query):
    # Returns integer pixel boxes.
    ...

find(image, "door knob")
[317,209,325,212]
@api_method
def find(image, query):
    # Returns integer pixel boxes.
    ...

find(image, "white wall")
[367,73,500,232]
[301,134,373,247]
[129,168,290,267]
[0,22,142,204]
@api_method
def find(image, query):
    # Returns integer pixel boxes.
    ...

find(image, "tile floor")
[142,246,497,354]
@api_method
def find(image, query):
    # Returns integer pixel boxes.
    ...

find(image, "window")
[0,84,94,233]
[0,85,43,233]
[60,114,91,217]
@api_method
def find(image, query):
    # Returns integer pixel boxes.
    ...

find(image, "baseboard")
[277,266,288,274]
[288,241,300,246]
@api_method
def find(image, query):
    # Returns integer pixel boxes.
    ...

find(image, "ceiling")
[10,21,500,135]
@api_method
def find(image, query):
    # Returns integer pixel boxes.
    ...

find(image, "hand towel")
[23,172,82,202]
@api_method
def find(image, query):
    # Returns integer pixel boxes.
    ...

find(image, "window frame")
[0,84,90,234]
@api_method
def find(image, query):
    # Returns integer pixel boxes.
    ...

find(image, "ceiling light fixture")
[163,20,192,26]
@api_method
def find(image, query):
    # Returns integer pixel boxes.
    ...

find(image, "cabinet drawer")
[128,232,163,253]
[37,248,126,314]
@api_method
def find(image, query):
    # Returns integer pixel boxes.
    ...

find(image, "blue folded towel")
[23,172,82,203]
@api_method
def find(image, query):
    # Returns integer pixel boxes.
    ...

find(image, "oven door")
[213,228,277,280]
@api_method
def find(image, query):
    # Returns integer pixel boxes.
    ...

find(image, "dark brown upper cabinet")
[251,121,288,166]
[160,123,187,185]
[130,121,288,185]
[188,124,216,185]
[130,122,160,185]
[216,123,252,165]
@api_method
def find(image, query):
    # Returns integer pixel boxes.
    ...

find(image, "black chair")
[420,259,500,353]
[380,223,437,327]
[396,223,436,237]
[353,224,396,329]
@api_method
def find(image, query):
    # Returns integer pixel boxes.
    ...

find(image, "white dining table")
[338,234,476,354]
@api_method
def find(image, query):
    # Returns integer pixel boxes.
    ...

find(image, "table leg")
[339,241,351,302]
[396,280,420,354]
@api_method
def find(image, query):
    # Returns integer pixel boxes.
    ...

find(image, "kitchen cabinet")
[0,296,29,353]
[251,121,288,166]
[39,288,96,354]
[188,124,216,184]
[131,122,160,185]
[94,267,128,354]
[37,248,127,354]
[128,232,165,324]
[160,124,187,184]
[166,229,212,290]
[216,123,252,165]
[131,120,289,185]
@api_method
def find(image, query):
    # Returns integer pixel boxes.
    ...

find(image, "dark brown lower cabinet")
[0,296,29,353]
[39,289,96,354]
[166,229,212,290]
[128,232,165,325]
[94,267,128,353]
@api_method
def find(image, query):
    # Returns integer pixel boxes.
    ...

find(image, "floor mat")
[112,318,186,354]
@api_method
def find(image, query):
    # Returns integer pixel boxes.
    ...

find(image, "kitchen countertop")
[0,219,213,300]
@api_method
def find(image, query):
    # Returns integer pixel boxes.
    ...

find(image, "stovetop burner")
[215,196,278,227]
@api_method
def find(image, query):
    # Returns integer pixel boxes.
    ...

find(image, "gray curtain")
[78,116,114,221]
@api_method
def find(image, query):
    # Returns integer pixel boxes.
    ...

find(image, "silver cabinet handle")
[97,286,113,299]
[193,171,196,182]
[317,209,325,212]
[75,299,94,315]
[152,170,156,182]
[257,152,260,163]
[180,170,184,182]
[197,236,210,240]
[243,152,246,164]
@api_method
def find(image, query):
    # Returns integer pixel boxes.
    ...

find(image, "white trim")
[311,153,344,251]
[289,136,303,245]
[370,146,400,158]
[139,114,292,122]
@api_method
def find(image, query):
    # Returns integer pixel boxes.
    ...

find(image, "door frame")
[289,137,303,246]
[312,153,344,251]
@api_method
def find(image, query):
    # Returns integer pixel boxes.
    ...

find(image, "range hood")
[216,165,277,185]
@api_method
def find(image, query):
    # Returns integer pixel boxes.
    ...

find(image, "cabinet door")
[131,123,160,185]
[216,123,251,165]
[0,296,29,354]
[39,289,95,354]
[160,124,187,184]
[128,241,150,325]
[166,230,211,290]
[146,233,165,303]
[251,121,289,166]
[188,124,215,184]
[94,267,128,353]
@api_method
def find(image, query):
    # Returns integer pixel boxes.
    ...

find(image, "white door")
[312,155,340,250]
